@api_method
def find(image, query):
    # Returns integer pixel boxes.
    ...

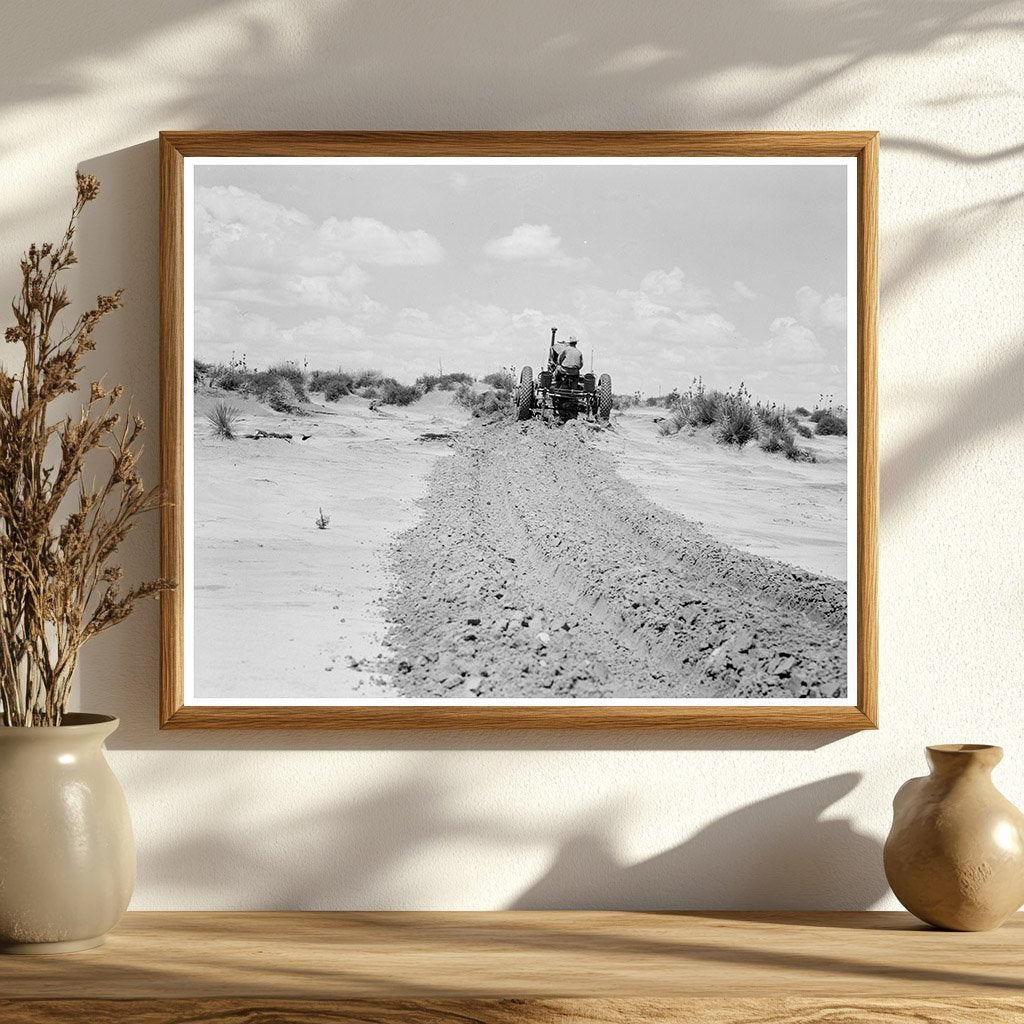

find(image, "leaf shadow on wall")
[130,761,886,911]
[511,773,887,910]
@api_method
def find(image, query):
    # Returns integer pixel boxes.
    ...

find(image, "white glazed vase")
[0,713,135,953]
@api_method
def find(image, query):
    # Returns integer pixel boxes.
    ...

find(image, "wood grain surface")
[0,911,1020,1023]
[159,131,879,731]
[4,997,1023,1024]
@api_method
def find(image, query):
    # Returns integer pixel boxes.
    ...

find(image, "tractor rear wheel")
[517,365,534,421]
[597,373,613,421]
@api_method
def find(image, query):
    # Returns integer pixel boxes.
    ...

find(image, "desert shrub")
[315,508,330,530]
[714,388,758,447]
[207,402,242,439]
[266,363,308,401]
[353,369,384,389]
[418,371,475,392]
[784,437,817,463]
[476,391,507,415]
[814,411,848,436]
[795,422,813,438]
[212,366,249,391]
[323,379,351,402]
[481,370,513,391]
[809,408,826,423]
[264,378,301,413]
[756,404,789,432]
[454,383,510,417]
[794,406,810,417]
[360,386,379,399]
[379,379,421,406]
[758,421,793,453]
[690,388,724,426]
[309,370,354,397]
[194,358,214,377]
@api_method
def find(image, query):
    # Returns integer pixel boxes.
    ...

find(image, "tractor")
[515,328,613,424]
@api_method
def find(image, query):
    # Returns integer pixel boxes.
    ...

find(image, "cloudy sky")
[192,159,850,406]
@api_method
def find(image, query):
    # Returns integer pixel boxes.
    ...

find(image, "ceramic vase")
[0,714,135,953]
[884,744,1024,931]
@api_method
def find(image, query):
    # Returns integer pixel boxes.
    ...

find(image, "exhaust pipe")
[550,327,558,345]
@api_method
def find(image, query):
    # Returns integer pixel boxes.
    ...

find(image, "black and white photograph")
[183,153,858,708]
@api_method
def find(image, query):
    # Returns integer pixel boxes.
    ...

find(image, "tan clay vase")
[884,744,1024,931]
[0,714,135,953]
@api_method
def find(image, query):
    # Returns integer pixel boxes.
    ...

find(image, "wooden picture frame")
[160,131,877,730]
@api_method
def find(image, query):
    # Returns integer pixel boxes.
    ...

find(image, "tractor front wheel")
[597,373,613,422]
[517,365,534,421]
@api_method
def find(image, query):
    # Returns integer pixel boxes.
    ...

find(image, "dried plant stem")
[0,173,173,726]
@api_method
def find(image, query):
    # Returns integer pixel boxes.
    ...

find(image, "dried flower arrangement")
[0,174,172,726]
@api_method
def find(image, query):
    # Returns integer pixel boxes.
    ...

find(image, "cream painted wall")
[2,0,1022,910]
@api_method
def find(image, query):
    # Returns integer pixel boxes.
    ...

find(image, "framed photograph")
[159,131,877,729]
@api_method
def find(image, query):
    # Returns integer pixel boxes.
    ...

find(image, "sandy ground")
[383,419,846,699]
[194,390,847,701]
[192,389,468,699]
[600,406,848,580]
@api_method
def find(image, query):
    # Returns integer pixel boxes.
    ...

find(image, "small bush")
[690,388,724,426]
[758,421,793,453]
[315,507,330,530]
[309,370,354,398]
[454,383,510,417]
[784,437,817,463]
[756,404,789,432]
[353,369,384,389]
[212,366,249,391]
[264,379,301,413]
[794,406,810,417]
[380,380,421,406]
[323,379,351,402]
[814,411,848,436]
[481,371,513,391]
[795,422,813,438]
[714,388,758,447]
[266,363,308,401]
[418,371,475,392]
[207,402,242,439]
[809,408,826,423]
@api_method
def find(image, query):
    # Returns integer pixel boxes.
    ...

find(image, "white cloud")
[732,279,759,301]
[317,216,444,266]
[483,223,590,270]
[767,316,825,362]
[285,268,369,311]
[795,285,847,333]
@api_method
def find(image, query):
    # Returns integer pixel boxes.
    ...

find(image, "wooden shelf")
[1,911,1021,1022]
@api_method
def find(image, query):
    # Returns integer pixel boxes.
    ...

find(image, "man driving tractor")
[548,327,584,383]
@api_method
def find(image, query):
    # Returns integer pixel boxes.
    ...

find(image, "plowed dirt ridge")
[384,421,846,699]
